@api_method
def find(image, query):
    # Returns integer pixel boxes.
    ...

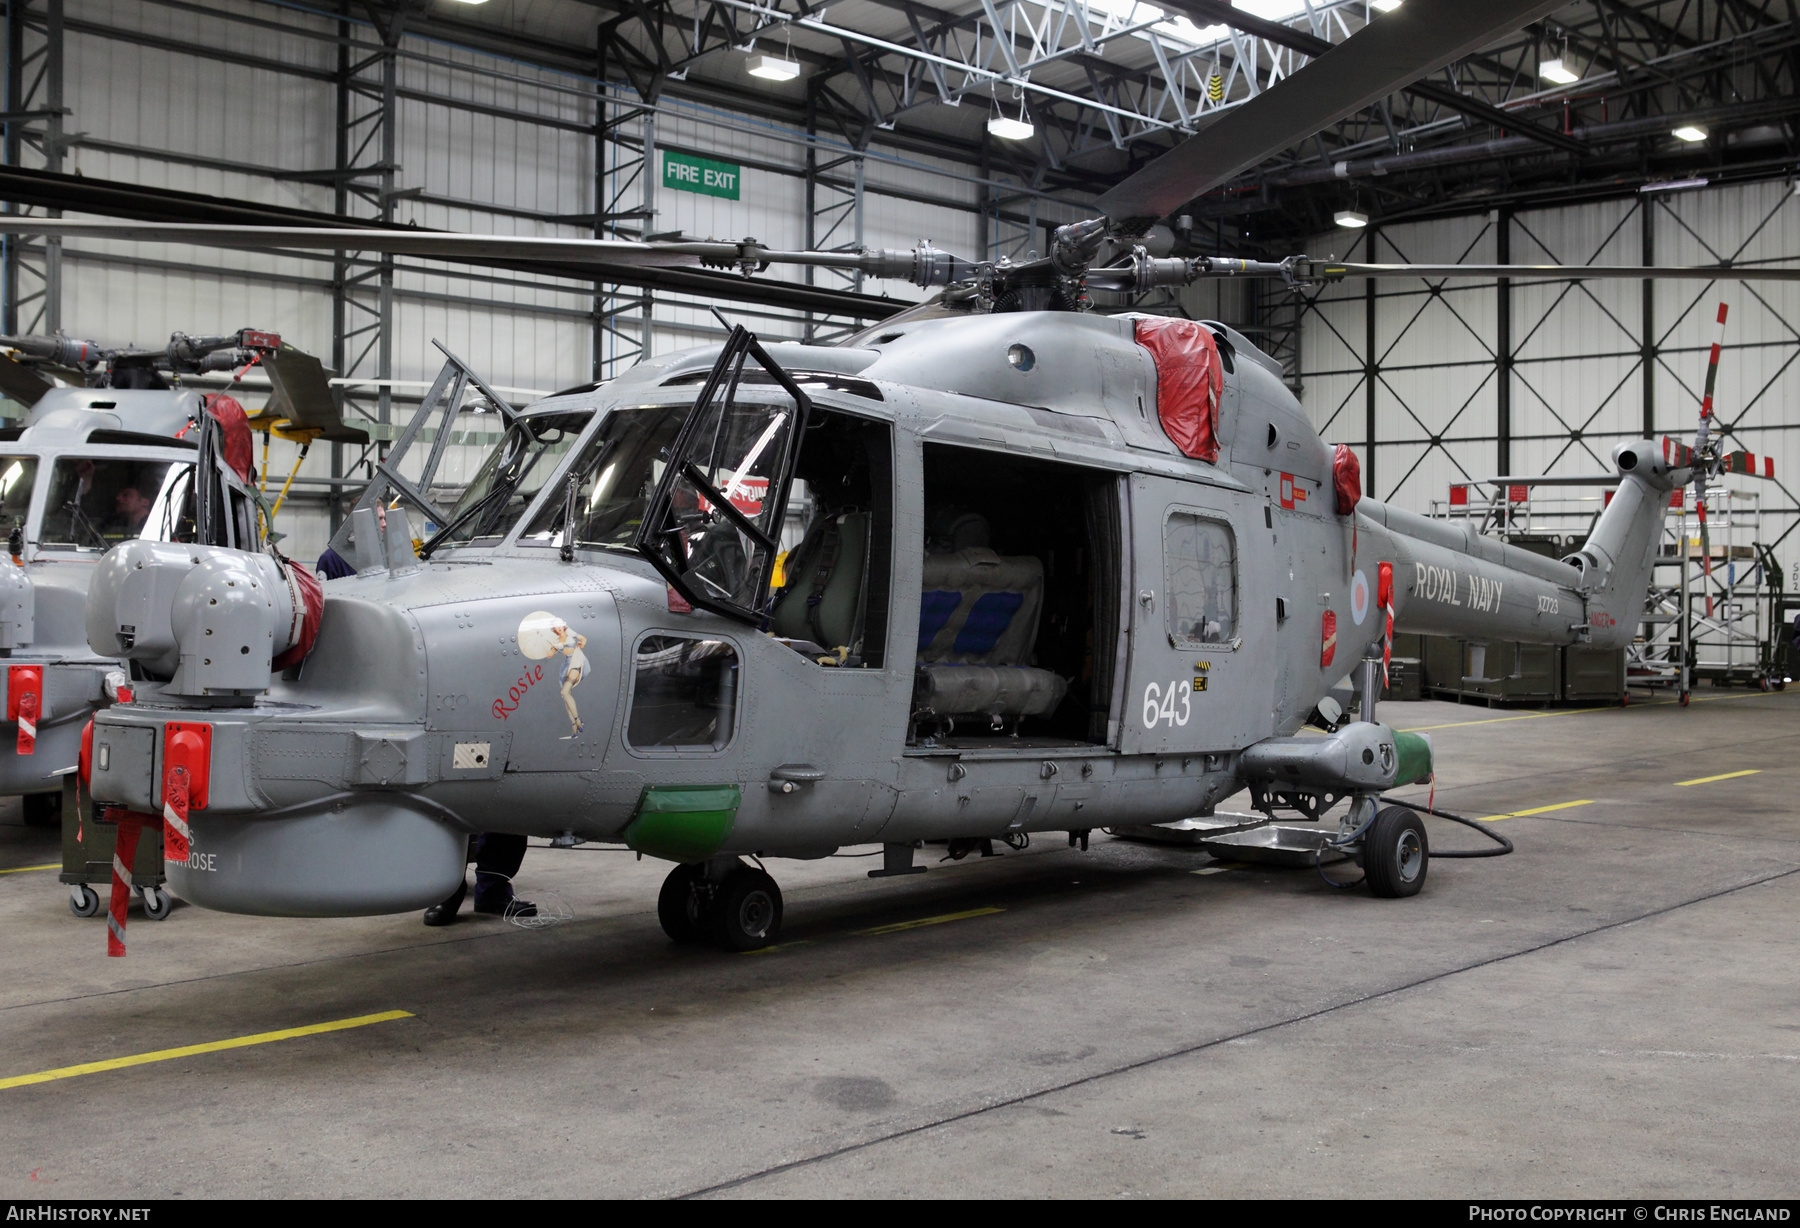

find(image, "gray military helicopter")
[34,0,1800,952]
[0,329,351,833]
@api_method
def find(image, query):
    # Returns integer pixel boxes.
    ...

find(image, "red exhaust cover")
[1132,317,1223,463]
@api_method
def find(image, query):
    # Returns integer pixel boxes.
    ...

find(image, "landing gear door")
[633,327,813,624]
[1120,474,1267,754]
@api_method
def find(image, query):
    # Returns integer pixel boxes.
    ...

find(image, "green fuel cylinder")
[1393,729,1434,786]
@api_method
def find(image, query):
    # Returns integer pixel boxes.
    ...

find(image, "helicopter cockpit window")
[519,403,687,552]
[0,457,37,537]
[627,635,739,751]
[632,328,811,624]
[423,411,586,551]
[1164,512,1237,646]
[39,457,185,550]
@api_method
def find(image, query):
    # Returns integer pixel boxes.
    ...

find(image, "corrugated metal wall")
[1298,180,1800,585]
[37,0,1007,563]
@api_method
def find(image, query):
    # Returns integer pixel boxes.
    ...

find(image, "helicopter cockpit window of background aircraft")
[0,456,37,536]
[913,444,1123,749]
[425,410,587,552]
[1164,513,1238,646]
[39,457,188,550]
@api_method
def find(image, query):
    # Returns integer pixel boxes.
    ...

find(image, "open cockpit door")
[633,326,812,625]
[342,341,517,531]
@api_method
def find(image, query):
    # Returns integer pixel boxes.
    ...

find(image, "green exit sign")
[663,151,740,200]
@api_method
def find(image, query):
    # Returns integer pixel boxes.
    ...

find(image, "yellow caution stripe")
[1676,769,1762,786]
[0,1010,413,1091]
[1483,800,1595,821]
[0,863,57,875]
[851,906,1003,937]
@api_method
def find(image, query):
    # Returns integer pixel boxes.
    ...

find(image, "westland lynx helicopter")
[25,0,1800,952]
[0,329,357,836]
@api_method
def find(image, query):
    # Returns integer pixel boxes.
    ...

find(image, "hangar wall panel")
[1297,180,1800,589]
[26,0,1017,564]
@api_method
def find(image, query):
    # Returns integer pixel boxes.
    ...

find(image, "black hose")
[1378,795,1515,858]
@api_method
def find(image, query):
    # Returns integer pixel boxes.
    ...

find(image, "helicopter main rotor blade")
[0,220,746,268]
[1093,0,1566,231]
[1310,261,1800,282]
[0,218,935,278]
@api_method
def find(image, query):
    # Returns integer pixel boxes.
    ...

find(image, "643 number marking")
[1141,680,1192,728]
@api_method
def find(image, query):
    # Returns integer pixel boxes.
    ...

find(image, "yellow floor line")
[0,863,57,875]
[0,1010,413,1092]
[1676,769,1763,787]
[1483,800,1595,821]
[851,906,1003,937]
[739,940,813,956]
[1402,708,1608,732]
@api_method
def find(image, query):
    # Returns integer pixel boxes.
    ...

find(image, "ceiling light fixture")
[987,114,1036,141]
[1638,177,1709,194]
[1538,57,1579,85]
[1335,209,1369,229]
[748,54,801,82]
[1370,0,1402,11]
[1672,124,1709,143]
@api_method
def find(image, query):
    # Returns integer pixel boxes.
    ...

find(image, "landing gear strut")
[657,859,784,951]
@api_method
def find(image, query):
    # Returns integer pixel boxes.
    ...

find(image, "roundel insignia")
[1350,570,1370,626]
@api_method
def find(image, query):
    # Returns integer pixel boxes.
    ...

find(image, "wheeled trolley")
[56,774,171,920]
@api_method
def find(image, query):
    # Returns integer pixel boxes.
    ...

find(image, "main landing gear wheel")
[22,792,60,828]
[69,884,100,917]
[657,864,710,945]
[141,887,172,920]
[1364,806,1428,899]
[711,866,783,952]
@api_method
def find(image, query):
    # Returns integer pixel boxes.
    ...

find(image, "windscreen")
[425,411,587,551]
[520,404,686,552]
[40,456,189,550]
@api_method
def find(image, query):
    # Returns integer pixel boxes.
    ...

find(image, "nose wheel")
[1363,805,1429,898]
[657,861,784,952]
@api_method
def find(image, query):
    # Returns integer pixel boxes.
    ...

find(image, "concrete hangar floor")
[1,692,1795,1199]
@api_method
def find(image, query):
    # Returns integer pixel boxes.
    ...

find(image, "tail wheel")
[711,866,783,952]
[1364,806,1429,899]
[656,864,710,944]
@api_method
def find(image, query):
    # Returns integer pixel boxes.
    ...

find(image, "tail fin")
[1566,440,1679,648]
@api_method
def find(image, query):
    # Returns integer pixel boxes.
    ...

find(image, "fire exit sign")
[663,151,740,200]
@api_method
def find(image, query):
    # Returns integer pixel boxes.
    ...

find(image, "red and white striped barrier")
[7,664,40,755]
[106,812,154,957]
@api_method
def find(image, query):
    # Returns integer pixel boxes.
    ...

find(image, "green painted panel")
[624,784,741,863]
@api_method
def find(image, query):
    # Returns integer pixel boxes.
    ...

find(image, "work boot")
[473,874,536,918]
[422,878,467,927]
